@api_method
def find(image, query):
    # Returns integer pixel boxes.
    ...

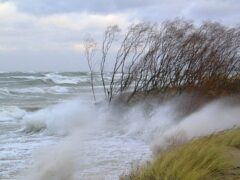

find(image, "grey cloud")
[180,0,240,24]
[0,0,239,71]
[10,0,160,15]
[12,0,240,25]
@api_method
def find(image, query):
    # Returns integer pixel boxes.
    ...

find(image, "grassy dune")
[121,128,240,180]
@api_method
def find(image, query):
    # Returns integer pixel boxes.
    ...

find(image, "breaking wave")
[6,72,91,86]
[17,95,240,179]
[0,106,26,122]
[10,86,70,94]
[21,96,240,142]
[21,99,99,135]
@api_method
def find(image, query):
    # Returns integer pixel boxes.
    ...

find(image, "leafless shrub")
[101,25,121,99]
[89,20,240,103]
[83,36,97,101]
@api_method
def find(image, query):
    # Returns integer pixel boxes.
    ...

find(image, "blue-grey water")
[0,72,151,180]
[2,72,240,180]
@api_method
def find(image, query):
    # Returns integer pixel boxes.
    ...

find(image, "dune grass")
[121,128,240,180]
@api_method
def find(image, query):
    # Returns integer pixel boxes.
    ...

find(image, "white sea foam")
[48,86,70,93]
[45,73,81,85]
[21,96,240,144]
[19,100,151,179]
[2,72,240,179]
[0,88,11,96]
[9,75,40,80]
[12,87,46,94]
[10,86,70,95]
[22,99,101,135]
[16,96,240,179]
[9,73,88,85]
[0,106,26,121]
[152,100,240,151]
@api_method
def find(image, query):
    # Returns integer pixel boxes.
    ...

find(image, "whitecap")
[48,86,70,94]
[0,106,26,121]
[11,87,46,94]
[44,73,80,85]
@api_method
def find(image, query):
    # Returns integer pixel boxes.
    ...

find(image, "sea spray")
[152,99,240,152]
[19,136,78,180]
[22,99,106,136]
[18,99,175,179]
[18,96,240,179]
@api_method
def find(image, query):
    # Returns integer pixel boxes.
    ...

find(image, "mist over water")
[0,72,240,180]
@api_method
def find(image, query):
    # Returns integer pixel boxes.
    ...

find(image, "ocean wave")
[9,86,70,95]
[7,73,90,85]
[16,96,240,180]
[0,106,26,121]
[21,99,96,135]
[0,88,11,96]
[23,119,47,134]
[44,73,80,85]
[11,87,46,94]
[9,75,44,80]
[19,98,175,139]
[0,72,107,89]
[48,86,70,93]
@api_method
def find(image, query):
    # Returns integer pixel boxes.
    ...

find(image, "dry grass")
[121,128,240,180]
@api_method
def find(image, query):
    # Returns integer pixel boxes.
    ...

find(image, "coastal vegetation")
[121,128,240,180]
[83,19,240,180]
[84,19,240,103]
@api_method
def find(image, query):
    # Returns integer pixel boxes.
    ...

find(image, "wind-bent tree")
[101,25,121,99]
[83,36,97,102]
[87,20,240,103]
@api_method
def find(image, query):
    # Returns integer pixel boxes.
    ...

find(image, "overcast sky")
[0,0,239,71]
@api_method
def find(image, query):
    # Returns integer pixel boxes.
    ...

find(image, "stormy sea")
[1,72,240,180]
[0,72,152,180]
